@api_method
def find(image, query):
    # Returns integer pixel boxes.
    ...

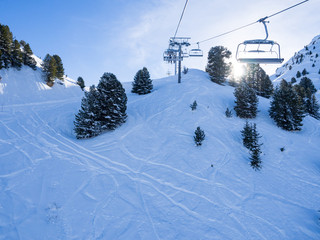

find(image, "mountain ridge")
[273,34,320,89]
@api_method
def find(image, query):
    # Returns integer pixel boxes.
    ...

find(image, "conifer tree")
[74,73,127,139]
[11,39,23,70]
[269,79,305,131]
[194,126,205,146]
[243,64,273,98]
[41,54,57,86]
[299,77,317,95]
[296,71,301,78]
[225,108,232,118]
[74,86,102,139]
[132,67,153,95]
[0,24,13,68]
[19,40,27,47]
[22,43,37,70]
[306,94,320,119]
[190,100,197,111]
[77,76,85,91]
[241,122,262,170]
[52,54,64,80]
[302,68,308,76]
[205,46,231,84]
[249,123,262,170]
[96,72,127,131]
[241,121,253,149]
[234,82,258,118]
[294,77,319,118]
[183,66,188,74]
[0,50,3,69]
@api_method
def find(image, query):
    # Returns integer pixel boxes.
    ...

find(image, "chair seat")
[237,58,284,64]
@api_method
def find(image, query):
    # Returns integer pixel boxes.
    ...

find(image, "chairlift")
[189,42,203,57]
[236,18,284,64]
[163,49,178,63]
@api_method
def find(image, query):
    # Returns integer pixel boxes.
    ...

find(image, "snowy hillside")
[0,67,82,106]
[274,34,320,89]
[1,69,320,239]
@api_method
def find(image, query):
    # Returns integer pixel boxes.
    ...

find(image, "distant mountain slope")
[1,69,319,239]
[0,67,82,106]
[273,34,320,89]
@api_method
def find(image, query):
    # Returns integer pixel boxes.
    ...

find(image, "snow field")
[0,68,319,239]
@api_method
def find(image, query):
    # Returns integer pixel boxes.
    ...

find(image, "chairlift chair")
[189,42,203,57]
[235,18,284,64]
[163,49,178,63]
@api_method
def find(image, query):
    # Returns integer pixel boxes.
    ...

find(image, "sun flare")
[232,61,246,80]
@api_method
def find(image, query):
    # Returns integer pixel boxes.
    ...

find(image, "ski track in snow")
[1,70,320,239]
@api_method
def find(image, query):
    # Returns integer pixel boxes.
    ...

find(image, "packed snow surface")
[0,68,320,239]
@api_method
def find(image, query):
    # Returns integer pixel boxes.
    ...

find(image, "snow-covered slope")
[0,67,82,106]
[1,69,320,239]
[273,34,320,89]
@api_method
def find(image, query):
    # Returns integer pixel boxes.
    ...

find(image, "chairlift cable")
[197,21,257,44]
[266,0,309,19]
[194,0,309,45]
[173,0,189,39]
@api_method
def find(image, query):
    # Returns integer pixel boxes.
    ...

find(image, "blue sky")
[1,0,319,86]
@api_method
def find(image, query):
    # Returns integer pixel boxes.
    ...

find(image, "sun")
[232,61,246,80]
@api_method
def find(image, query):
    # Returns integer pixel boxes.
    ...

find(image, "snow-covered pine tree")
[234,82,258,118]
[52,55,64,80]
[132,67,153,95]
[194,126,205,146]
[77,76,85,91]
[97,72,127,131]
[205,46,231,84]
[11,39,23,70]
[74,86,102,139]
[22,43,37,70]
[269,79,305,131]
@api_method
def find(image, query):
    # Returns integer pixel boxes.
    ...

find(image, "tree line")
[205,45,319,129]
[0,23,36,70]
[0,23,65,87]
